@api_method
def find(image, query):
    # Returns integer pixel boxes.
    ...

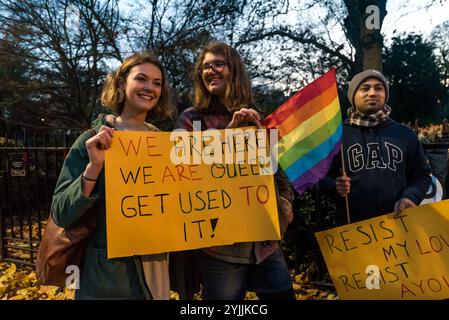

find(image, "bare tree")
[237,0,447,77]
[1,0,447,127]
[124,0,257,107]
[0,0,127,128]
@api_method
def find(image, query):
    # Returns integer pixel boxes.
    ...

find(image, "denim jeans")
[199,249,292,300]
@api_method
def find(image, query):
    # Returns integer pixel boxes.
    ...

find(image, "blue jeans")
[199,249,292,300]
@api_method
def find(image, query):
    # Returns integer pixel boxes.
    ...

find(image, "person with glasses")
[173,41,295,300]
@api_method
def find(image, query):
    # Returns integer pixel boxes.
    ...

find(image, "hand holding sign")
[105,129,281,258]
[315,200,449,300]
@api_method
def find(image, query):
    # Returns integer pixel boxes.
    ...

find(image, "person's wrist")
[86,160,102,171]
[84,163,102,180]
[82,174,97,182]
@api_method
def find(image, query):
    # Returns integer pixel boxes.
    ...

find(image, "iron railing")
[1,117,449,267]
[0,119,81,266]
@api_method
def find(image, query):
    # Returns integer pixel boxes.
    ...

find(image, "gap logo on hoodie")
[347,142,404,173]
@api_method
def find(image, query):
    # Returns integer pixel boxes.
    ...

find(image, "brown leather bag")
[36,212,96,287]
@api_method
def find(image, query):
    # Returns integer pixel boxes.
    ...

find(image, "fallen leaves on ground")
[3,221,44,262]
[0,262,336,300]
[292,272,337,300]
[0,262,74,300]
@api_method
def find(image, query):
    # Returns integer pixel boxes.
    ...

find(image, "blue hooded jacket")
[320,118,431,224]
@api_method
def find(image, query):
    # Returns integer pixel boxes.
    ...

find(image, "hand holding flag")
[263,68,343,195]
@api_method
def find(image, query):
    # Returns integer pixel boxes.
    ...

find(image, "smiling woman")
[101,52,176,125]
[174,41,295,301]
[199,55,229,100]
[48,51,177,300]
[120,63,162,117]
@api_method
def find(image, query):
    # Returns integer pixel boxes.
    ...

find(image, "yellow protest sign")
[105,128,280,258]
[315,200,449,300]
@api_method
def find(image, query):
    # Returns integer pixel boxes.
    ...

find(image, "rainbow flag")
[263,68,342,194]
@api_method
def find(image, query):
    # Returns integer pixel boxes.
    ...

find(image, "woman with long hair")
[175,41,295,300]
[51,51,176,299]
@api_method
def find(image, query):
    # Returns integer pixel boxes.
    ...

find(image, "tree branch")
[236,29,354,69]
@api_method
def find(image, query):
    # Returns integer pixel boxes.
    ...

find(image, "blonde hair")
[193,41,254,112]
[101,51,176,120]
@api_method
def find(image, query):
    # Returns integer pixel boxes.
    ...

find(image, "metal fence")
[0,119,81,266]
[1,117,449,268]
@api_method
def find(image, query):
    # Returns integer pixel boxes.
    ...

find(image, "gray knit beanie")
[347,69,389,107]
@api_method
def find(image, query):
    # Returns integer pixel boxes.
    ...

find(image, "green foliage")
[283,188,337,282]
[253,88,288,115]
[431,21,449,117]
[382,34,447,124]
[0,38,29,119]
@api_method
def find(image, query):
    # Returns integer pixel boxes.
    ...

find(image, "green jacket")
[51,119,151,300]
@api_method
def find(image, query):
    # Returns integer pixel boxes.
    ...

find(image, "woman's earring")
[118,89,125,103]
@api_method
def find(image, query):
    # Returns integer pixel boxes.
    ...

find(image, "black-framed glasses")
[199,60,227,74]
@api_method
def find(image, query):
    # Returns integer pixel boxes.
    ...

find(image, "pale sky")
[116,1,449,41]
[382,1,449,40]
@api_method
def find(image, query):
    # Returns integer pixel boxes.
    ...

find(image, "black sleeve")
[401,133,432,204]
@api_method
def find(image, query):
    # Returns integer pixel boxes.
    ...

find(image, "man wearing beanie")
[320,69,431,224]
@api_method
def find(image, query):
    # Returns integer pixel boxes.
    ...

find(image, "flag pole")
[340,144,351,224]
